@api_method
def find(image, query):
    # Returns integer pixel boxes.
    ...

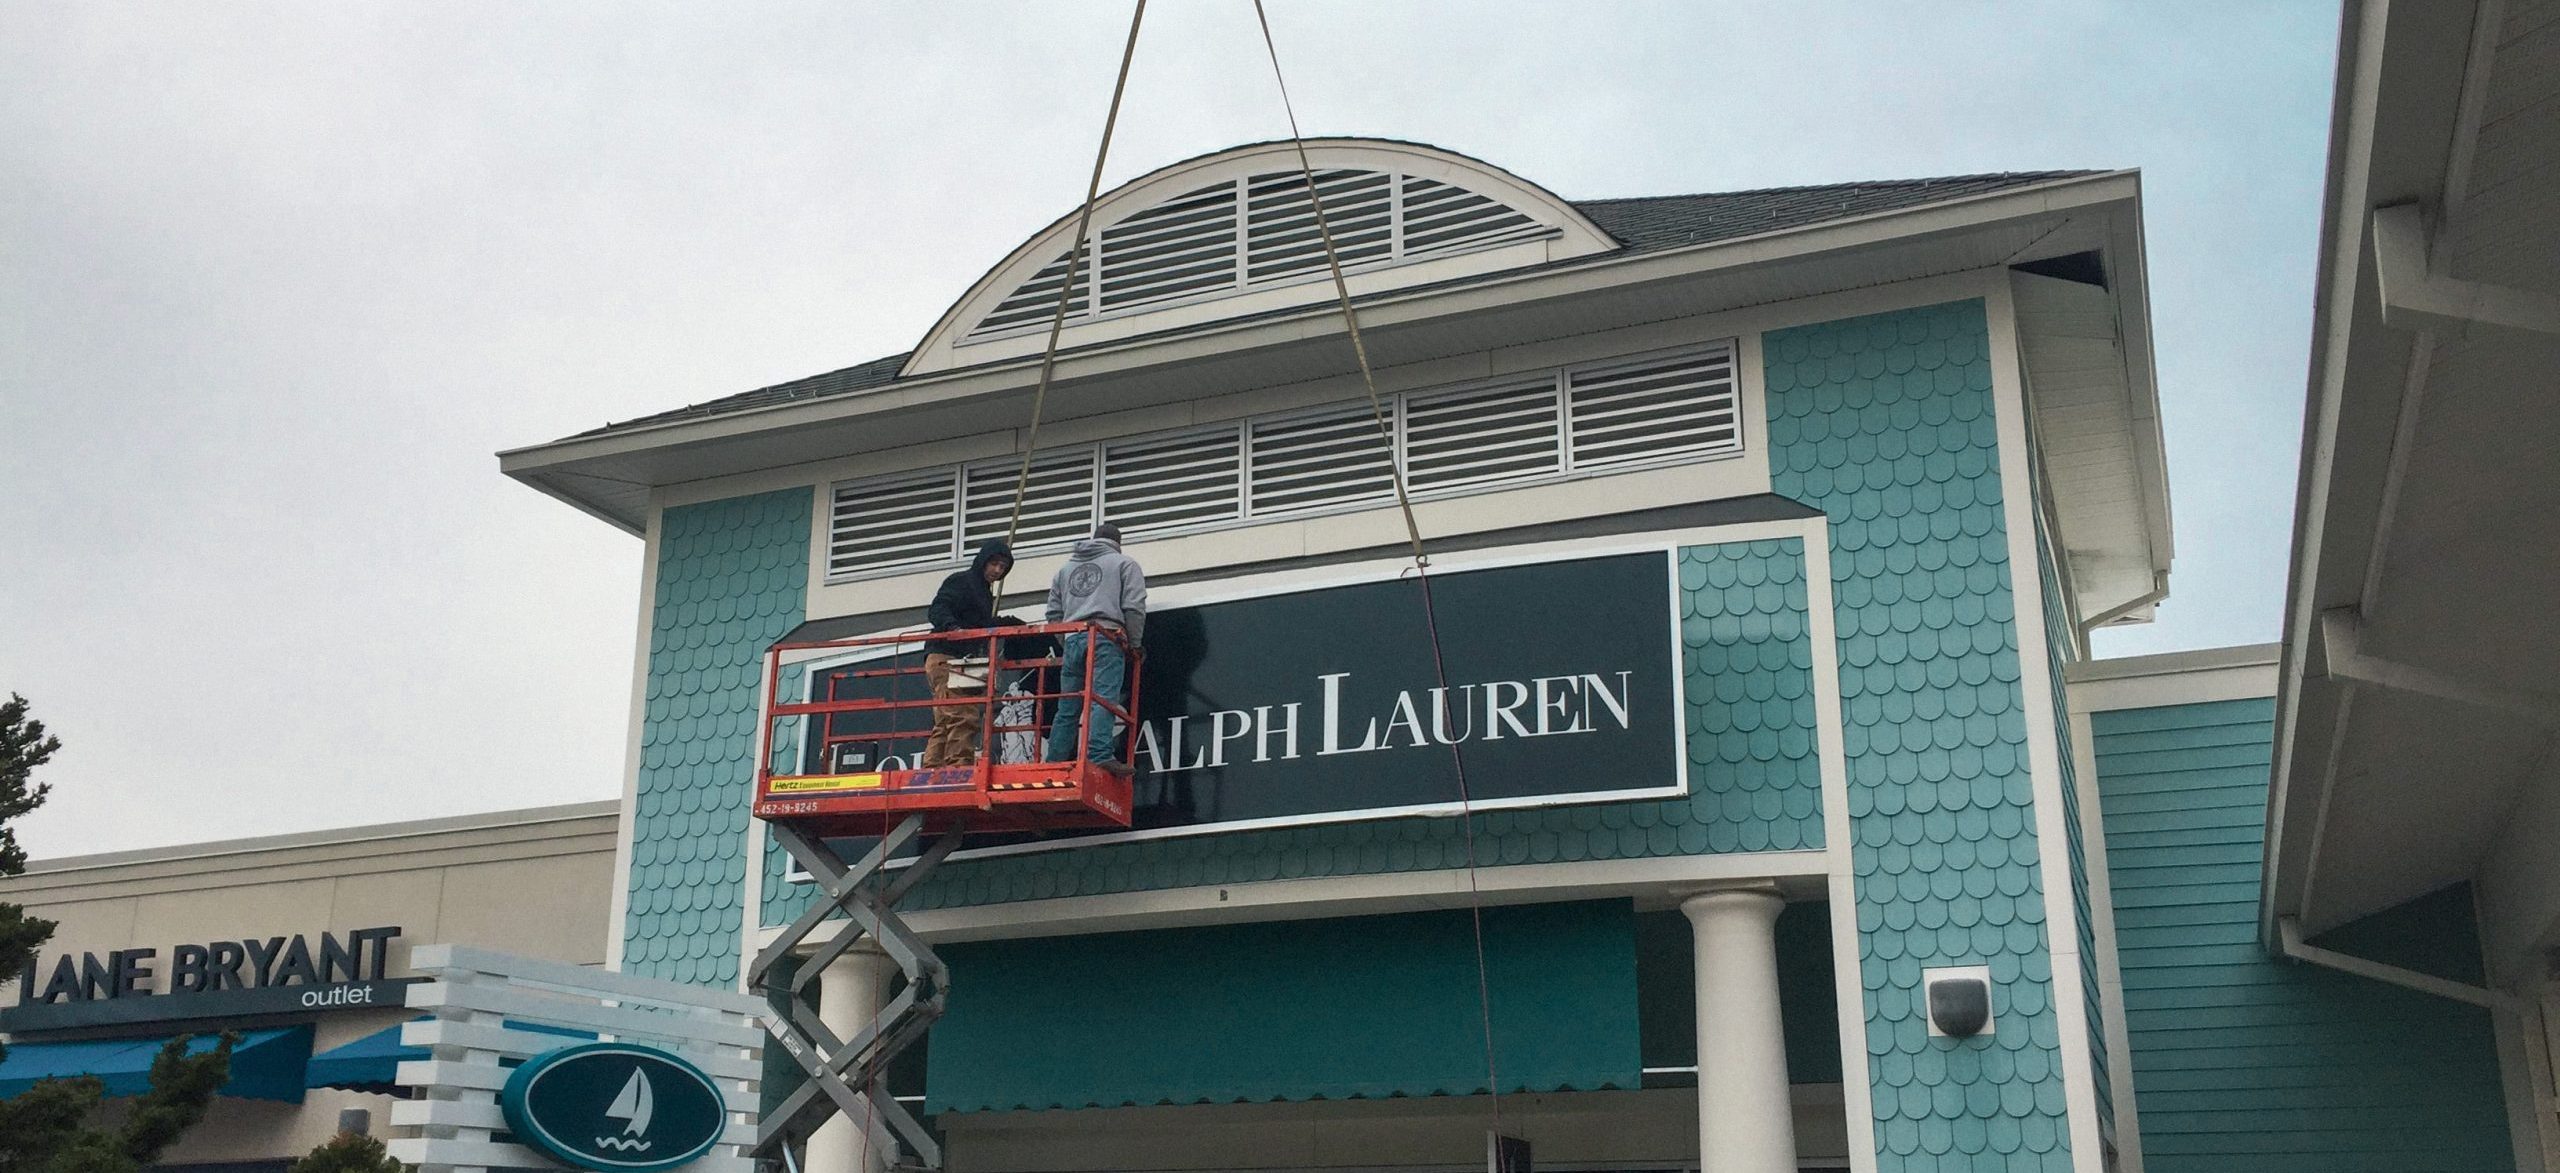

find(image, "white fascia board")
[2101,177,2175,577]
[496,173,2144,511]
[2066,644,2282,713]
[2266,0,2392,947]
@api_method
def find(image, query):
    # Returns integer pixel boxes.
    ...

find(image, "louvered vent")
[972,247,1091,338]
[1404,380,1564,493]
[962,449,1095,552]
[1567,345,1742,468]
[825,340,1743,580]
[1401,176,1546,256]
[828,470,957,576]
[1104,428,1244,535]
[1098,181,1239,312]
[1248,404,1397,517]
[1246,169,1394,282]
[964,167,1562,340]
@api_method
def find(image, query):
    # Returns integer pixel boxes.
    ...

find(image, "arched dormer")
[900,139,1620,377]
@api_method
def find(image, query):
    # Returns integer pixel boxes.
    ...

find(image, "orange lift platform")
[745,620,1142,1172]
[749,619,1142,837]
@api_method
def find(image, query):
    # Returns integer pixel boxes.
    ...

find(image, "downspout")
[2276,916,2516,1011]
[2079,571,2170,637]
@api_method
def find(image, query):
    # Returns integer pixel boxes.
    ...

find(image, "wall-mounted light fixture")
[1923,966,1994,1038]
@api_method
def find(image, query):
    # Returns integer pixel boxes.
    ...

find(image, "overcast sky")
[0,3,2338,858]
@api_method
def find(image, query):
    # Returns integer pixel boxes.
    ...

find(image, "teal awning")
[0,1026,313,1103]
[305,1021,420,1095]
[925,900,1640,1114]
[306,1017,596,1095]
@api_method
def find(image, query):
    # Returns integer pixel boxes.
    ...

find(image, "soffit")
[2270,0,2560,936]
[2012,268,2172,627]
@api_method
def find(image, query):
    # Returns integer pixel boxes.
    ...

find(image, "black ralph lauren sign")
[802,550,1684,848]
[1122,549,1683,829]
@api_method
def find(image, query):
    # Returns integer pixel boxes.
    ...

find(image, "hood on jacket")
[969,539,1015,576]
[1065,538,1120,561]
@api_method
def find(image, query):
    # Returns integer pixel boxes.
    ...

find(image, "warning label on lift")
[768,773,886,794]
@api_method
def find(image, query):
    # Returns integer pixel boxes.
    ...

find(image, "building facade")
[499,7,2560,1166]
[0,8,2538,1173]
[0,803,618,1171]
[506,138,2174,1173]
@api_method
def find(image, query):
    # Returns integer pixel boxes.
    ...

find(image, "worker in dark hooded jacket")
[1044,523,1146,770]
[920,539,1013,768]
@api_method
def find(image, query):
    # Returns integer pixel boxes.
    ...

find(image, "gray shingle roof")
[1576,172,2095,253]
[578,171,2095,438]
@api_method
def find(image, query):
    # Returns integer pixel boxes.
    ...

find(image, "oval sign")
[499,1042,728,1172]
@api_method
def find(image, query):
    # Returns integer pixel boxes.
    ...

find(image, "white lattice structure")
[389,944,766,1173]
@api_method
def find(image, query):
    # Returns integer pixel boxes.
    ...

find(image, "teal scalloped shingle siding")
[761,536,1822,926]
[2093,699,2514,1173]
[1766,300,2075,1171]
[628,488,811,986]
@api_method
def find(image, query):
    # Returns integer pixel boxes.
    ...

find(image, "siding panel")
[1767,300,2074,1171]
[2091,698,2514,1173]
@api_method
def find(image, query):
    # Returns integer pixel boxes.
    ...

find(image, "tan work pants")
[921,653,983,768]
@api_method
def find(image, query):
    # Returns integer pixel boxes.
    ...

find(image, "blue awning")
[304,1021,418,1095]
[0,1026,313,1103]
[305,1017,596,1095]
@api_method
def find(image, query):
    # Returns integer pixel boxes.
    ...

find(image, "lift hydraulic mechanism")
[746,621,1142,1171]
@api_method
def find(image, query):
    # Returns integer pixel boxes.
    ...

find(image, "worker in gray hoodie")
[1044,522,1146,770]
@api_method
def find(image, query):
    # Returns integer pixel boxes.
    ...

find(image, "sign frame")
[499,1041,730,1173]
[0,978,419,1033]
[781,532,1714,866]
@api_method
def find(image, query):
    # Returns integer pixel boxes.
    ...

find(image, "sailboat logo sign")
[500,1042,728,1172]
[600,1069,655,1151]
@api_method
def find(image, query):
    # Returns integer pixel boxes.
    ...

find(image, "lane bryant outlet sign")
[2,926,411,1031]
[806,550,1686,851]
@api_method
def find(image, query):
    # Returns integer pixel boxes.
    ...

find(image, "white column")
[1680,885,1799,1173]
[807,942,902,1173]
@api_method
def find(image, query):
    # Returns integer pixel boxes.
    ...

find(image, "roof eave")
[2109,172,2176,582]
[501,169,2146,530]
[2263,0,2482,940]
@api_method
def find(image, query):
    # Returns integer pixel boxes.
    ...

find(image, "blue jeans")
[1046,632,1127,764]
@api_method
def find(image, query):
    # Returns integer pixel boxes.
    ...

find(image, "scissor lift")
[746,621,1141,1172]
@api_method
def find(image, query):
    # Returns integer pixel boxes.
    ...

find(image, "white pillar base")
[807,943,902,1173]
[1681,884,1799,1173]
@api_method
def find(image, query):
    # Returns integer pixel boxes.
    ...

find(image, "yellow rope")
[1003,0,1150,551]
[1250,0,1506,1134]
[1245,4,1429,569]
